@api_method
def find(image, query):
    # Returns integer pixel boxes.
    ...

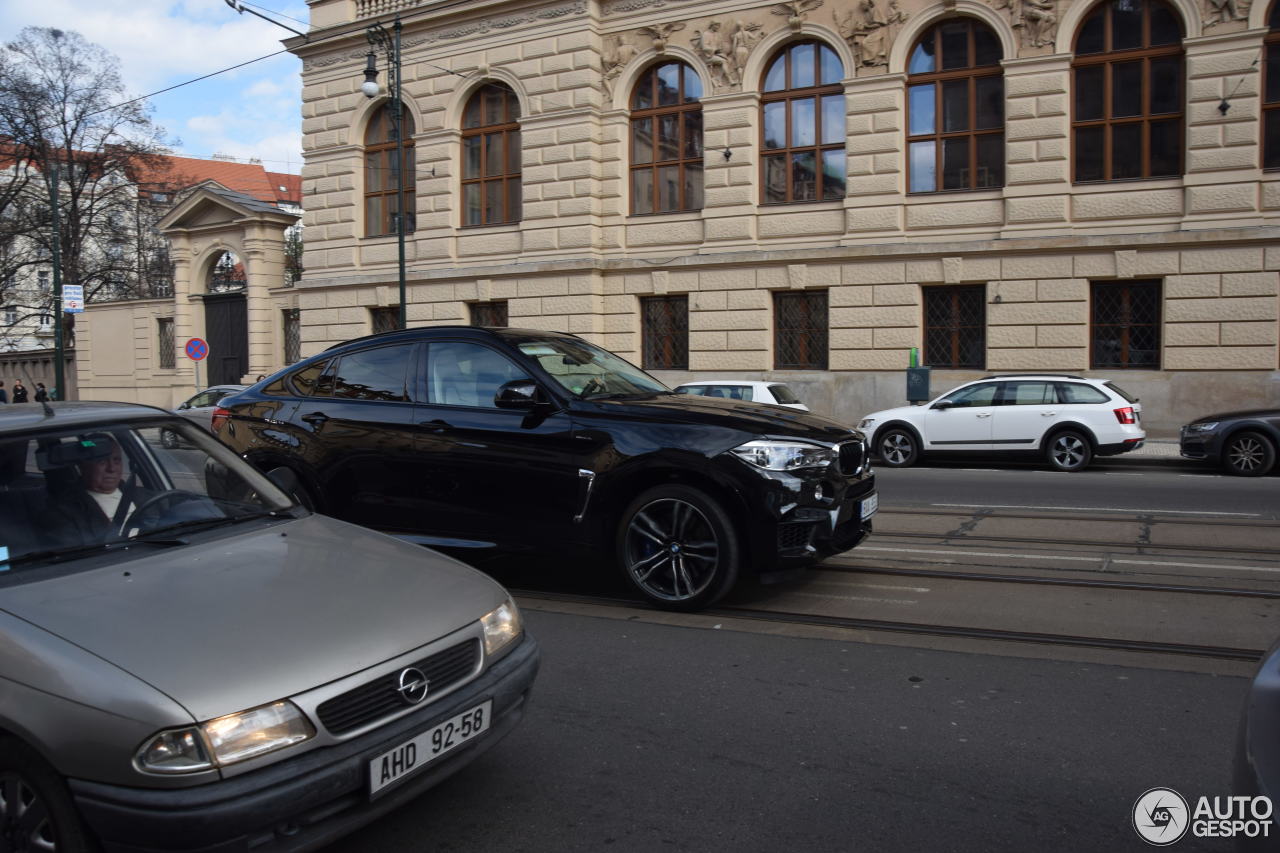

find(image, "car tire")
[0,736,96,853]
[1222,431,1276,477]
[1046,430,1093,472]
[877,428,919,468]
[160,429,179,449]
[616,484,739,611]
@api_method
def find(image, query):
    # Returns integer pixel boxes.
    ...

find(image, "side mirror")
[494,380,543,410]
[178,402,190,410]
[266,466,299,495]
[931,400,953,410]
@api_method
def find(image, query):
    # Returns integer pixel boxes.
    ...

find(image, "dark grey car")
[0,402,538,852]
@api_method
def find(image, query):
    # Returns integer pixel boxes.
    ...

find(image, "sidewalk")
[1116,438,1183,462]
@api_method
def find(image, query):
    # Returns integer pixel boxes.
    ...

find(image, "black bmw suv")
[215,327,876,610]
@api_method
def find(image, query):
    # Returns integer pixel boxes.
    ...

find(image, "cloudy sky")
[1,0,308,174]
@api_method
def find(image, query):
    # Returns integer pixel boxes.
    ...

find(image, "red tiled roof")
[133,155,302,206]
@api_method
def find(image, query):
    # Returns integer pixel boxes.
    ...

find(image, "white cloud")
[3,0,308,171]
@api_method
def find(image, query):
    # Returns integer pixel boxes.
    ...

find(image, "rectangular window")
[641,295,688,370]
[470,301,509,327]
[1091,280,1161,369]
[3,307,17,326]
[158,318,175,370]
[370,307,399,335]
[37,270,50,290]
[283,308,301,365]
[774,290,828,370]
[923,285,986,369]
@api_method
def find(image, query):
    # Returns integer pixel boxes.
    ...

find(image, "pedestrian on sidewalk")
[33,383,48,402]
[11,381,27,403]
[0,381,7,404]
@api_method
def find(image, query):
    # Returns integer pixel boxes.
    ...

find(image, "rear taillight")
[1114,406,1136,424]
[211,406,231,433]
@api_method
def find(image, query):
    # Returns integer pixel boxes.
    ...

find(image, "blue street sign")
[62,285,84,313]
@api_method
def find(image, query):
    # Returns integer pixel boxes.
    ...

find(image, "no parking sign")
[185,338,209,361]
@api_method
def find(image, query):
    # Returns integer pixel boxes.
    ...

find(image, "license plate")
[369,700,492,796]
[860,493,878,520]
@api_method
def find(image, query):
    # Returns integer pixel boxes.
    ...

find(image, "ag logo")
[1134,788,1190,845]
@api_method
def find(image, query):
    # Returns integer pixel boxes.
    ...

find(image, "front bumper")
[70,635,540,853]
[1179,427,1220,461]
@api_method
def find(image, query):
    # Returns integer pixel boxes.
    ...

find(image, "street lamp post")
[361,18,407,330]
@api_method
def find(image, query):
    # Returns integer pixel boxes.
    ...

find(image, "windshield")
[516,338,668,399]
[0,420,293,574]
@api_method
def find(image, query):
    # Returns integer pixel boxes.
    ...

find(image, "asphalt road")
[334,608,1245,853]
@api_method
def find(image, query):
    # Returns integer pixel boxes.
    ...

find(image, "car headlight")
[1186,422,1218,432]
[858,418,876,430]
[481,598,522,658]
[136,701,314,774]
[730,439,835,471]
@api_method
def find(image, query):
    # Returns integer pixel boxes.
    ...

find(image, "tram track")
[512,587,1267,662]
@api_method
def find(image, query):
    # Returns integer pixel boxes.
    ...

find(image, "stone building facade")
[290,0,1280,433]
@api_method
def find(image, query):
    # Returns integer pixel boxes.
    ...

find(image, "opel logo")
[396,667,429,705]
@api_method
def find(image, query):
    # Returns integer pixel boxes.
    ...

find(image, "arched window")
[1072,0,1184,182]
[462,84,521,226]
[364,102,415,237]
[630,62,704,214]
[761,41,846,204]
[1264,2,1280,168]
[906,19,1004,193]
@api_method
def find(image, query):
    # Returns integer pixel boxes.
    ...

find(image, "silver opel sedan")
[0,402,539,852]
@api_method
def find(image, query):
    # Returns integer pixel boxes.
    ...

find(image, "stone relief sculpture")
[1205,0,1247,26]
[730,19,765,79]
[835,0,906,68]
[692,21,739,88]
[771,0,826,31]
[637,21,687,52]
[1019,0,1058,47]
[602,33,639,96]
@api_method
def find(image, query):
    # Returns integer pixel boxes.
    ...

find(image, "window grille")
[774,290,828,369]
[158,318,175,370]
[470,301,509,327]
[371,306,399,334]
[924,285,986,368]
[641,295,689,370]
[283,308,301,364]
[1091,280,1161,369]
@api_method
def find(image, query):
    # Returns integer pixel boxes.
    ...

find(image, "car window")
[939,382,999,408]
[185,391,217,409]
[428,342,528,408]
[517,338,667,398]
[1058,382,1110,404]
[290,359,331,397]
[331,345,413,402]
[705,386,750,400]
[674,386,702,395]
[768,384,800,404]
[0,424,290,574]
[1003,382,1058,405]
[1104,381,1139,403]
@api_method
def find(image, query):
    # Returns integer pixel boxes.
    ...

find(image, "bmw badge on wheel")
[1133,787,1190,846]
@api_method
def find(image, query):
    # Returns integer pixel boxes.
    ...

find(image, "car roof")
[322,325,582,352]
[0,401,173,436]
[676,380,769,387]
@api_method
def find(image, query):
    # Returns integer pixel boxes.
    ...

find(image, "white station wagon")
[858,374,1146,472]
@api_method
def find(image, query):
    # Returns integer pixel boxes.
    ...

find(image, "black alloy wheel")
[159,429,179,450]
[0,738,94,853]
[877,428,918,468]
[1223,431,1276,477]
[1046,430,1092,472]
[617,485,739,611]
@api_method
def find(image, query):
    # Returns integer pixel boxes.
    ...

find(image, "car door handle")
[1041,411,1057,416]
[424,419,452,433]
[976,413,992,418]
[301,412,329,426]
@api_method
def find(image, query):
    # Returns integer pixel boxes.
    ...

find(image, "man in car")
[49,435,154,543]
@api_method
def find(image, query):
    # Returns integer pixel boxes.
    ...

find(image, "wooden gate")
[204,292,248,386]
